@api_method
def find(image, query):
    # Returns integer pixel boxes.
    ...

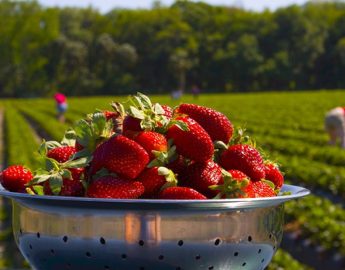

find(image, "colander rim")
[0,184,309,210]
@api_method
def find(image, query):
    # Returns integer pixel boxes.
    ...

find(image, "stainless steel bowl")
[0,184,309,270]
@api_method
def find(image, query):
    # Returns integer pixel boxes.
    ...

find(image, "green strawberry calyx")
[209,169,250,199]
[157,166,178,190]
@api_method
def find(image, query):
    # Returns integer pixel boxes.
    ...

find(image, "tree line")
[1,0,345,97]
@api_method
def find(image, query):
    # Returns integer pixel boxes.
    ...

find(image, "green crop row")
[285,194,345,255]
[3,106,39,168]
[268,249,312,270]
[15,105,68,142]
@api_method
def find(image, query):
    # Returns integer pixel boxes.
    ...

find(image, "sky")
[38,0,309,13]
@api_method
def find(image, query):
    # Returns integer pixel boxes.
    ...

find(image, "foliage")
[2,1,345,96]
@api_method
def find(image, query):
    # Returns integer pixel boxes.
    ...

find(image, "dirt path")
[19,111,48,143]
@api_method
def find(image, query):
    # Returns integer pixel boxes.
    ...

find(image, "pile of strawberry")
[0,93,284,200]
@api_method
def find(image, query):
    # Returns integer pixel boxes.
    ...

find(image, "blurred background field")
[1,0,345,269]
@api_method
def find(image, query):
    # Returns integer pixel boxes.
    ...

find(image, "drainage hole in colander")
[208,266,214,270]
[100,237,106,245]
[258,249,262,254]
[242,262,246,267]
[29,244,32,250]
[139,240,144,246]
[37,232,40,238]
[158,255,164,260]
[104,265,110,269]
[261,258,265,263]
[234,252,239,256]
[178,240,183,246]
[50,249,55,255]
[195,255,201,260]
[63,236,68,243]
[86,252,92,257]
[248,236,252,242]
[214,238,221,246]
[121,254,127,259]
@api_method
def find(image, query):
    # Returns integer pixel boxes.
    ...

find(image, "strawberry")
[180,160,222,198]
[176,104,233,144]
[137,167,177,198]
[86,176,144,199]
[43,167,85,197]
[161,105,173,118]
[103,110,119,121]
[250,181,276,197]
[264,163,284,189]
[219,144,265,181]
[133,131,168,159]
[166,155,187,175]
[167,117,214,162]
[158,187,206,200]
[47,146,77,163]
[210,169,252,198]
[123,116,142,135]
[90,135,149,179]
[0,165,33,192]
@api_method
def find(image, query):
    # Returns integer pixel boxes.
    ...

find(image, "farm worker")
[54,92,67,123]
[324,107,345,148]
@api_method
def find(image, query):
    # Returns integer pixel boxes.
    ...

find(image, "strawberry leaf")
[32,185,44,196]
[28,174,51,185]
[153,103,165,115]
[63,156,92,168]
[49,174,63,195]
[46,141,62,150]
[61,169,72,180]
[61,128,76,146]
[129,106,145,119]
[262,179,275,189]
[91,112,107,135]
[137,92,152,108]
[38,140,48,156]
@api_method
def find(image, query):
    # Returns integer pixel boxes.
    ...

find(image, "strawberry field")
[1,90,345,269]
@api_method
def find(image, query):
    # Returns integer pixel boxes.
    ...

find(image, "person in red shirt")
[54,92,67,123]
[324,107,345,148]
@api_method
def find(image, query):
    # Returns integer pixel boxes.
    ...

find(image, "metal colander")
[0,184,309,270]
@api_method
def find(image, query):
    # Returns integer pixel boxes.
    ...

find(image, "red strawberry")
[250,181,276,198]
[161,105,173,118]
[133,131,168,159]
[180,161,222,198]
[210,169,252,198]
[90,135,149,179]
[227,170,254,198]
[166,155,187,175]
[137,167,176,198]
[47,146,77,163]
[219,144,265,181]
[86,176,144,199]
[167,117,214,162]
[123,116,142,135]
[176,104,233,144]
[43,168,85,197]
[103,110,119,121]
[264,163,284,189]
[158,187,206,200]
[0,165,33,192]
